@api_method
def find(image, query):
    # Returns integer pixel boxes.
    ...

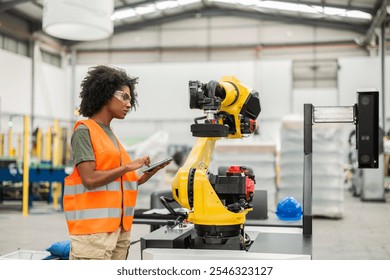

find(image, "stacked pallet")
[278,116,345,218]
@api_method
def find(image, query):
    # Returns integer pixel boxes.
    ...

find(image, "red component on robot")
[226,165,242,174]
[245,176,255,199]
[226,166,255,199]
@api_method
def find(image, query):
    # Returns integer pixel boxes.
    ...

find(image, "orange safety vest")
[63,119,138,235]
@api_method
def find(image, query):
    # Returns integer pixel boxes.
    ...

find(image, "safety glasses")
[113,90,131,103]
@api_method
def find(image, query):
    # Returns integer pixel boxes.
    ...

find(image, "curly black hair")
[78,65,138,117]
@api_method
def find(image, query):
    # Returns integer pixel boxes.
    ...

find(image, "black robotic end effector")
[355,90,379,168]
[190,123,229,137]
[189,80,224,111]
[189,80,229,137]
[240,90,261,135]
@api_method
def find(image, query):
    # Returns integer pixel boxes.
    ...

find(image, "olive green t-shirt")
[70,123,119,166]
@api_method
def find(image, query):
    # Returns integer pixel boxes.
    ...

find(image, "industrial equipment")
[140,77,313,260]
[140,87,381,261]
[302,90,383,227]
[163,76,261,250]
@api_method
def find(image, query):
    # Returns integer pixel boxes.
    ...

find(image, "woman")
[63,65,170,260]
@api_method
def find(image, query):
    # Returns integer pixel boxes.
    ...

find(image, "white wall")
[255,59,292,144]
[0,50,32,115]
[0,50,32,133]
[33,60,70,120]
[293,88,339,115]
[0,48,70,135]
[338,56,390,131]
[338,57,381,106]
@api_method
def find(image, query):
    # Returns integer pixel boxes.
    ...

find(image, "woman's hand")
[125,156,150,171]
[138,160,171,185]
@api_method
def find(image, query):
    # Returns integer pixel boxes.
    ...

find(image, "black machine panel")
[356,91,379,168]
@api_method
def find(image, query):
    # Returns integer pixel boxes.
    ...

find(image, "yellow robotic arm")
[171,76,261,250]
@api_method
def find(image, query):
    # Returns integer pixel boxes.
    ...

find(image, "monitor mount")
[303,90,379,235]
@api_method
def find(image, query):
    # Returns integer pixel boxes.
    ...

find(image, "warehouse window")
[293,59,338,88]
[41,50,62,67]
[17,41,28,56]
[0,32,61,67]
[0,32,29,57]
[3,36,17,52]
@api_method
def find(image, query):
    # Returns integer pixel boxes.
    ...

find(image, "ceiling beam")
[0,0,32,12]
[361,0,389,44]
[74,39,365,53]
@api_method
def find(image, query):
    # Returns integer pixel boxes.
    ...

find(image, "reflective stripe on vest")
[123,181,138,191]
[64,181,121,196]
[124,206,135,217]
[65,208,121,221]
[65,207,135,221]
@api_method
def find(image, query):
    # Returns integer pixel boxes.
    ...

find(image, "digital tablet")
[142,157,173,173]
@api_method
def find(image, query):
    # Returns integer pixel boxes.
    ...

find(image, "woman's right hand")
[126,156,150,171]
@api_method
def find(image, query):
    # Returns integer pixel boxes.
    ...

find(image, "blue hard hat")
[276,197,303,221]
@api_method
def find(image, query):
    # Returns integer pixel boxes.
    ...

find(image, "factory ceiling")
[0,0,389,47]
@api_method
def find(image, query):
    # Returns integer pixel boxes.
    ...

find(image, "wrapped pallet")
[278,115,346,218]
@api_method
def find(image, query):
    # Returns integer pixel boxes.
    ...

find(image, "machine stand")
[304,90,381,225]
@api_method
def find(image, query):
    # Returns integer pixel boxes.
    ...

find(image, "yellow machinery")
[170,76,261,250]
[0,117,71,213]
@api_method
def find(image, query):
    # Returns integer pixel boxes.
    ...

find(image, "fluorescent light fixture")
[257,1,300,11]
[209,0,372,20]
[322,7,346,16]
[346,10,372,20]
[135,4,156,15]
[111,9,136,20]
[112,0,201,21]
[177,0,201,5]
[156,1,179,10]
[212,0,258,5]
[112,0,371,22]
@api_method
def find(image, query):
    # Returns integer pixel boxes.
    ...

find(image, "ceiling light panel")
[156,1,179,10]
[210,0,372,20]
[112,0,202,21]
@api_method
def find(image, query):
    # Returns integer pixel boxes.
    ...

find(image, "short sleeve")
[70,124,95,166]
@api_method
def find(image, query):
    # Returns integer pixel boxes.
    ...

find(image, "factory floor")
[0,188,389,260]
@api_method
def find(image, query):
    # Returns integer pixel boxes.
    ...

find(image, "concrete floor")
[0,188,389,260]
